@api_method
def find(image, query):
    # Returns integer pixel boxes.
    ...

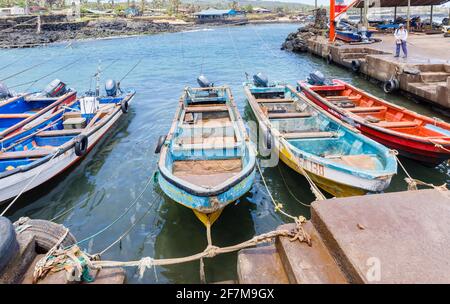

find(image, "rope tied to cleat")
[391,150,448,195]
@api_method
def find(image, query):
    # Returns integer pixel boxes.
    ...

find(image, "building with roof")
[0,6,25,16]
[193,8,247,24]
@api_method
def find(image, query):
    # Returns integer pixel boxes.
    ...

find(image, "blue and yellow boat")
[244,75,397,197]
[156,78,256,227]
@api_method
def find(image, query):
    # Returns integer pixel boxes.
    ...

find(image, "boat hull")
[0,98,131,204]
[244,84,395,197]
[300,87,450,166]
[278,137,392,197]
[157,169,255,226]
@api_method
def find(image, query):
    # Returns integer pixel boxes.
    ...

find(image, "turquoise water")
[1,24,449,283]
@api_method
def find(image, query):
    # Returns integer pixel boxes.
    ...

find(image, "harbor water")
[1,23,449,283]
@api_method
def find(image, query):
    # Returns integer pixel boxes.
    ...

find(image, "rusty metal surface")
[311,189,450,283]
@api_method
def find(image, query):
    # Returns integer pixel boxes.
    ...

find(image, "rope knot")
[204,245,220,258]
[290,216,312,246]
[274,202,283,212]
[138,257,154,279]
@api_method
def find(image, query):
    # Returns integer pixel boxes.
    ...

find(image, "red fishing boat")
[299,78,450,166]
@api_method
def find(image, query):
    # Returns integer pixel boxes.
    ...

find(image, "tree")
[244,4,253,13]
[229,1,238,10]
[168,0,180,15]
[140,0,145,14]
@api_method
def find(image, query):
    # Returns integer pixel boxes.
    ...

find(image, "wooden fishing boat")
[0,81,135,204]
[244,77,397,197]
[0,80,77,139]
[156,82,256,227]
[299,78,450,166]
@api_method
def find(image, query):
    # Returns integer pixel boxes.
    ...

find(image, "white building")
[0,6,26,16]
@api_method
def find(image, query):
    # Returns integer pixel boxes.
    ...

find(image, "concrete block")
[311,189,450,284]
[237,245,289,284]
[276,223,347,284]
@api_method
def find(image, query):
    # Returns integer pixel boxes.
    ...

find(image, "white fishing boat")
[0,80,135,205]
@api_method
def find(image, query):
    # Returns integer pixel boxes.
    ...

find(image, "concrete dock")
[306,33,450,108]
[238,189,450,284]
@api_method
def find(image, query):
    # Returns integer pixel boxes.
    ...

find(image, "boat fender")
[383,79,399,94]
[74,135,88,157]
[351,60,361,72]
[13,218,76,252]
[121,98,129,114]
[155,135,167,154]
[326,53,333,64]
[0,216,19,274]
[261,126,272,151]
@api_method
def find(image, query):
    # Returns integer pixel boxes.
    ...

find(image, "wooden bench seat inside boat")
[283,131,337,139]
[256,98,294,104]
[0,149,55,160]
[347,106,387,113]
[268,112,311,119]
[327,154,378,170]
[0,113,33,119]
[38,129,84,137]
[177,136,236,146]
[173,158,242,188]
[326,96,360,101]
[185,105,228,113]
[373,121,421,128]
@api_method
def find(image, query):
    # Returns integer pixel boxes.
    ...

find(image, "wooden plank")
[0,149,55,160]
[185,105,228,113]
[374,121,420,128]
[268,112,311,119]
[0,114,32,119]
[38,129,84,137]
[283,131,337,139]
[347,106,387,113]
[256,98,294,103]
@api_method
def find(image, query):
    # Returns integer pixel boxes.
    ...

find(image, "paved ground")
[370,32,450,63]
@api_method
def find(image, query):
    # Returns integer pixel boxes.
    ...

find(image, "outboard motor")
[197,75,213,88]
[253,73,269,87]
[105,79,118,97]
[0,82,12,99]
[44,79,67,97]
[307,71,328,86]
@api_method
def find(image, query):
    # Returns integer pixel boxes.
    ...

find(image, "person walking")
[394,24,408,58]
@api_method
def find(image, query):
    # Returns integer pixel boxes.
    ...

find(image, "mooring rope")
[9,59,79,90]
[33,222,309,283]
[73,174,154,246]
[277,165,312,208]
[392,149,448,193]
[98,188,162,256]
[50,189,107,222]
[0,58,53,82]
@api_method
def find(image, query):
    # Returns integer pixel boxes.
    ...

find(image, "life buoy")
[326,53,333,64]
[383,79,399,94]
[74,135,88,157]
[121,98,129,114]
[0,216,19,273]
[351,60,360,72]
[155,135,166,154]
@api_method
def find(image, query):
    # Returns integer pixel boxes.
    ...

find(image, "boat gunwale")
[298,79,450,147]
[158,85,256,197]
[243,83,397,181]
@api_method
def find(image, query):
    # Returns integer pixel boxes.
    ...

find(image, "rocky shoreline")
[281,9,328,53]
[0,18,190,48]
